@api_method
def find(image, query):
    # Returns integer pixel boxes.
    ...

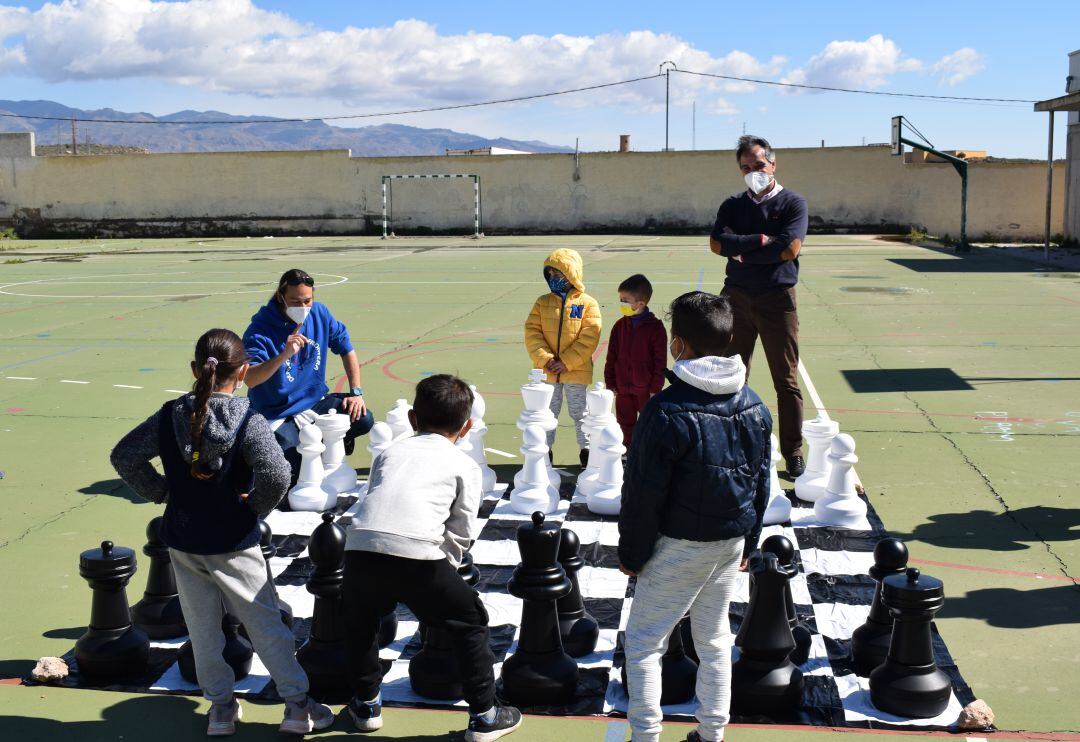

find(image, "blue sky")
[0,1,1076,157]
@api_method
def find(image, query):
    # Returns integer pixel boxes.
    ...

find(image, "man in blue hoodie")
[243,268,374,473]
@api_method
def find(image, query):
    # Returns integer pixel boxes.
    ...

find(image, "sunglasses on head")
[279,275,314,290]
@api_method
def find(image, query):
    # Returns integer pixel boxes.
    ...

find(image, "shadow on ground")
[892,506,1080,551]
[941,584,1080,628]
[78,479,147,505]
[0,659,35,680]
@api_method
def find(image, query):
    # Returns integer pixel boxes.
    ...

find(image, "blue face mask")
[547,275,570,295]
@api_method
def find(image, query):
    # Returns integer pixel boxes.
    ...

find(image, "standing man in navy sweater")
[709,135,808,477]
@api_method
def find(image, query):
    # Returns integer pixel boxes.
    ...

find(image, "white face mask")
[669,338,684,363]
[285,305,311,325]
[744,170,773,195]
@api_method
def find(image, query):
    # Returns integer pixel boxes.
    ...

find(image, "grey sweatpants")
[171,545,308,704]
[547,382,588,449]
[624,535,745,742]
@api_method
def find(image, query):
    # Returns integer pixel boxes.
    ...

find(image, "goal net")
[381,173,483,238]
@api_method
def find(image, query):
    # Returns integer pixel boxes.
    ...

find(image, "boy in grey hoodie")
[342,374,522,742]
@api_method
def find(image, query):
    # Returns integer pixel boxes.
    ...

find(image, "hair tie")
[206,357,219,367]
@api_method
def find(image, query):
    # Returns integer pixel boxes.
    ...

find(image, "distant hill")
[0,100,573,156]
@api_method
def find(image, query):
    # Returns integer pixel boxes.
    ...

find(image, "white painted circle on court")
[0,272,349,299]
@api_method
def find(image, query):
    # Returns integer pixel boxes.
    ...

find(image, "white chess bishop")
[287,422,336,512]
[575,381,617,499]
[315,409,357,495]
[515,369,560,492]
[509,424,560,515]
[813,433,866,528]
[385,399,413,441]
[795,416,840,502]
[585,425,625,515]
[459,384,498,494]
[762,433,792,525]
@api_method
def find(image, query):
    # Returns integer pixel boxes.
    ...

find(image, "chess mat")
[57,477,981,732]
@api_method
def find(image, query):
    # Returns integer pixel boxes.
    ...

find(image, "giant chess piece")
[625,617,699,706]
[574,382,617,498]
[409,549,482,699]
[259,520,293,629]
[586,425,625,516]
[731,551,804,714]
[556,528,599,657]
[367,421,395,465]
[813,434,866,528]
[500,512,579,706]
[464,384,498,493]
[378,608,398,650]
[794,416,839,502]
[852,538,909,676]
[75,540,150,681]
[178,611,254,684]
[296,512,349,699]
[510,424,560,514]
[763,434,792,526]
[131,516,186,639]
[761,535,812,666]
[518,369,561,485]
[869,568,952,718]
[288,422,336,512]
[316,409,357,495]
[386,399,413,441]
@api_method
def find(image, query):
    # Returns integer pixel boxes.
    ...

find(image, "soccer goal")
[380,173,483,239]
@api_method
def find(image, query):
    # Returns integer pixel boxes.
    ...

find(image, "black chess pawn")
[258,520,293,630]
[731,551,804,714]
[869,568,952,718]
[499,512,579,707]
[131,516,186,640]
[296,512,350,700]
[852,538,909,676]
[556,528,599,658]
[178,609,254,684]
[75,540,150,681]
[623,617,698,705]
[409,548,483,700]
[761,535,812,666]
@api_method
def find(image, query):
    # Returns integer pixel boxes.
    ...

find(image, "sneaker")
[347,696,384,733]
[207,699,241,737]
[465,706,522,742]
[344,434,356,456]
[786,454,806,478]
[578,448,589,468]
[279,696,335,735]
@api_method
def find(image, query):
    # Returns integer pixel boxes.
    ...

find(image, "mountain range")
[0,100,573,156]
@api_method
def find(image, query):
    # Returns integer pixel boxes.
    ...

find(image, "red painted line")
[1056,295,1080,305]
[592,340,609,363]
[909,558,1074,582]
[0,678,22,686]
[380,344,517,396]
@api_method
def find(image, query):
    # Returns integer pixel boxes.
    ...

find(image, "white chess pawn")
[386,399,413,440]
[316,410,356,494]
[575,382,617,498]
[763,433,792,525]
[367,421,395,466]
[465,384,498,493]
[586,425,625,516]
[288,423,336,511]
[509,424,560,515]
[813,434,865,528]
[794,416,840,502]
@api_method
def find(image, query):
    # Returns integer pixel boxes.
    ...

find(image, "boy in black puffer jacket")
[618,291,772,742]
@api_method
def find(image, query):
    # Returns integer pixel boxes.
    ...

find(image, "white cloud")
[785,34,922,90]
[931,47,984,86]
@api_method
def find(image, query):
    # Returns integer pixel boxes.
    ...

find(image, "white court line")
[164,389,188,394]
[113,384,143,389]
[4,376,36,380]
[60,379,90,384]
[797,358,830,422]
[484,447,516,459]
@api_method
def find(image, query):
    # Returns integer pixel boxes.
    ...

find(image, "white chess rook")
[574,382,617,498]
[586,425,625,516]
[795,416,840,503]
[509,424,560,515]
[316,410,356,495]
[813,433,866,528]
[763,433,792,525]
[386,399,413,441]
[288,423,336,512]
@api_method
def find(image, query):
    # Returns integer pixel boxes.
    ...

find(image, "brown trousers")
[722,285,804,458]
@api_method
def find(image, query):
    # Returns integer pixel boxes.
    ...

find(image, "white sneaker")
[207,699,242,737]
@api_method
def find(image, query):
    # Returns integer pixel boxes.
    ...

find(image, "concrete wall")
[0,141,1066,240]
[0,132,34,158]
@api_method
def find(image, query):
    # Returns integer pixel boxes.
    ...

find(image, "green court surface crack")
[805,282,1079,590]
[0,487,111,551]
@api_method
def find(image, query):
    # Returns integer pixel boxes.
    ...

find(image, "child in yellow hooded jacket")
[524,248,602,466]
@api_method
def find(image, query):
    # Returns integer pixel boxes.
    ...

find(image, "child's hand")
[549,360,568,374]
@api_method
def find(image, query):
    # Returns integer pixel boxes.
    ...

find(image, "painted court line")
[4,376,36,380]
[60,379,90,384]
[113,384,143,389]
[164,389,188,394]
[484,447,517,459]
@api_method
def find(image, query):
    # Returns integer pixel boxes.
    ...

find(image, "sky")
[0,0,1077,157]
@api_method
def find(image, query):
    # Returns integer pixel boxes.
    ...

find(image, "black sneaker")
[786,455,806,478]
[347,696,383,732]
[548,450,554,465]
[344,434,356,456]
[465,706,522,742]
[578,448,589,468]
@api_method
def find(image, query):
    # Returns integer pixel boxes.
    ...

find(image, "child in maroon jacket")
[604,274,668,445]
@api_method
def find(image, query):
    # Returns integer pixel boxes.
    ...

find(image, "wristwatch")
[350,386,363,397]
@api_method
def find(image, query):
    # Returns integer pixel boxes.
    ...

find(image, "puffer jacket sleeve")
[557,295,602,372]
[743,405,774,558]
[524,296,556,369]
[618,400,679,572]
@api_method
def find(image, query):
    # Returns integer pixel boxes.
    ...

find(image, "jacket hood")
[171,393,251,472]
[671,355,746,395]
[543,248,585,295]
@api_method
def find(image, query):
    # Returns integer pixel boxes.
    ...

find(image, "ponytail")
[189,357,219,480]
[188,328,247,480]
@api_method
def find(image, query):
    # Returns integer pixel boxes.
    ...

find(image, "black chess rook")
[761,534,812,666]
[499,512,579,707]
[869,568,952,718]
[296,511,350,700]
[178,611,254,684]
[131,516,186,640]
[556,528,599,658]
[75,540,150,681]
[852,537,908,676]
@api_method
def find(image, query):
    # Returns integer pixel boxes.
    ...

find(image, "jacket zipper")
[554,292,568,383]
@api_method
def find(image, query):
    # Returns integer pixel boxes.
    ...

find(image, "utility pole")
[659,61,677,151]
[71,115,77,155]
[692,101,696,150]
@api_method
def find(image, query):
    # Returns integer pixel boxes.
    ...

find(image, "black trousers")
[343,550,496,713]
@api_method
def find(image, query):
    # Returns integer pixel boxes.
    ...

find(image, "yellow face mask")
[619,301,641,317]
